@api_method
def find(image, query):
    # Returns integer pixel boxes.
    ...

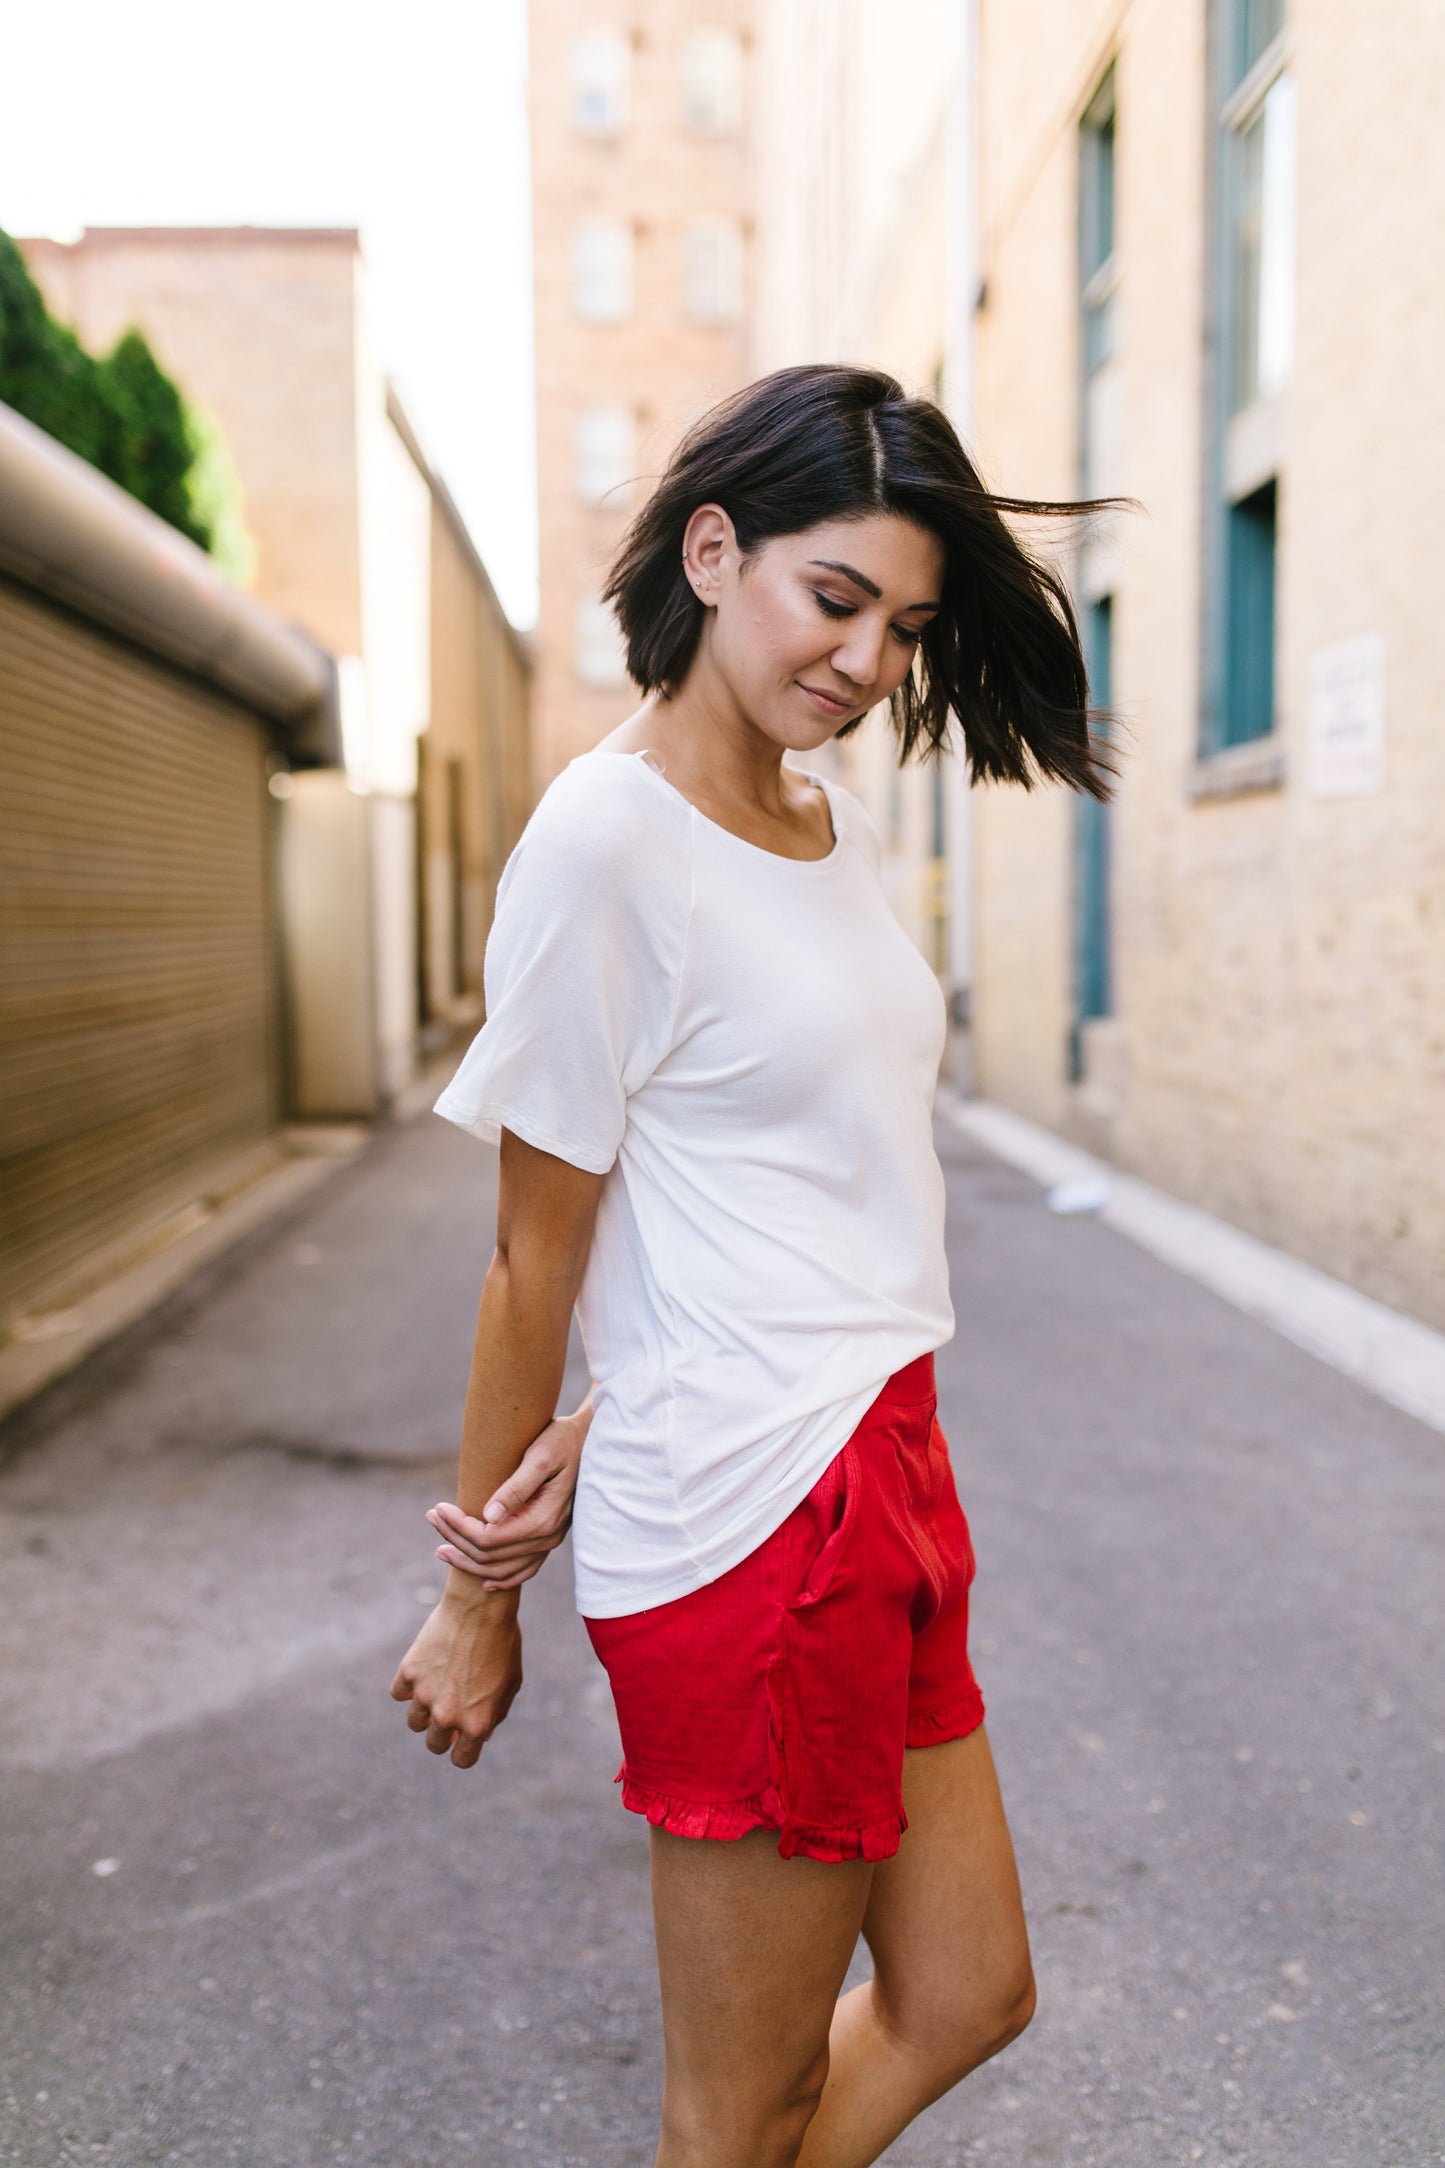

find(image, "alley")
[0,1108,1440,2168]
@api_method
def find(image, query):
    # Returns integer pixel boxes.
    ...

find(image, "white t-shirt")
[435,748,954,1617]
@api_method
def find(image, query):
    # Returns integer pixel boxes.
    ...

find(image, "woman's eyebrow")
[806,559,940,611]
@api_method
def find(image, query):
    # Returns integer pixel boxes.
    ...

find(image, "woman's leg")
[795,1725,1035,2168]
[649,1825,875,2168]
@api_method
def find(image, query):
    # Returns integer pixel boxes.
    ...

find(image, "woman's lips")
[798,682,854,717]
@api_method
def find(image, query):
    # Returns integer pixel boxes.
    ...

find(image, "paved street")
[1,1107,1441,2168]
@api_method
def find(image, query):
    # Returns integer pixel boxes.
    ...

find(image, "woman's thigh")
[862,1725,1033,2059]
[650,1826,873,2130]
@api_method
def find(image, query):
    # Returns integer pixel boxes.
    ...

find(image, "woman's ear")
[679,503,733,608]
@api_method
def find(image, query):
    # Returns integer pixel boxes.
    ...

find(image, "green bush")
[185,401,257,588]
[0,231,119,473]
[0,228,252,567]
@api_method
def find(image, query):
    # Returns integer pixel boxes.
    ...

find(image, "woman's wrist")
[440,1567,521,1618]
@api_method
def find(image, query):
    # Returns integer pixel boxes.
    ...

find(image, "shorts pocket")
[794,1439,861,1608]
[929,1427,977,1593]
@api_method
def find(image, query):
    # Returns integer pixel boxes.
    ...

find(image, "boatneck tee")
[434,747,955,1618]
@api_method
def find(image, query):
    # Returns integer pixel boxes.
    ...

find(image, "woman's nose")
[829,623,885,688]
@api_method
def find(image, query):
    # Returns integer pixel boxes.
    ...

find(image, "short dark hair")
[603,363,1118,799]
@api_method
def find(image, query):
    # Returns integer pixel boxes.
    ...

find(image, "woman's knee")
[878,1956,1036,2091]
[993,1962,1037,2052]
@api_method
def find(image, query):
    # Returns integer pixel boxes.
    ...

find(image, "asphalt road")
[1,1108,1441,2168]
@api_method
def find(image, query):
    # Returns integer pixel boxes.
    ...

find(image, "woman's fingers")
[428,1494,571,1556]
[432,1514,568,1562]
[434,1543,548,1588]
[481,1439,561,1523]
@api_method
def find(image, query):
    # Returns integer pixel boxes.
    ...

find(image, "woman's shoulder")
[509,748,692,893]
[819,774,884,872]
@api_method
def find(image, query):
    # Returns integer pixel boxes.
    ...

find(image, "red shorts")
[584,1353,984,1865]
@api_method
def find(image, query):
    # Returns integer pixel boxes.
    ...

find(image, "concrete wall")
[421,491,533,1028]
[970,0,1445,1328]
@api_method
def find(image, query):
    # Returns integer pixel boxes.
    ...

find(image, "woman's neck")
[597,687,834,859]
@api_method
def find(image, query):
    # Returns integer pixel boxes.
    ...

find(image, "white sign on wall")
[1307,634,1386,797]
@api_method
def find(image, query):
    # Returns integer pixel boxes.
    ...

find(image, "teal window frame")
[1070,597,1114,1079]
[1200,0,1289,757]
[1228,0,1284,92]
[1079,70,1117,495]
[1222,479,1277,746]
[1071,70,1118,1079]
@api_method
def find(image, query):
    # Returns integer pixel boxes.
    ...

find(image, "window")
[1202,0,1293,754]
[576,593,630,687]
[571,31,629,136]
[1228,69,1296,411]
[682,28,744,135]
[572,218,632,322]
[1079,70,1118,499]
[1223,479,1277,744]
[1070,597,1114,1078]
[1229,0,1284,88]
[574,406,636,504]
[684,215,744,324]
[1074,81,1117,1069]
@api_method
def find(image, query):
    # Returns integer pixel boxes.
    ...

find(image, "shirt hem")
[574,1341,947,1619]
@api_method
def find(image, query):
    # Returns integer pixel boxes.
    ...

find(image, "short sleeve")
[433,760,691,1174]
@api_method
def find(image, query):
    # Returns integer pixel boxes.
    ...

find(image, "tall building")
[966,0,1445,1329]
[528,1,755,786]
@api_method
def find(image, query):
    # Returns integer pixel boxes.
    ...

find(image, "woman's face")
[679,509,945,749]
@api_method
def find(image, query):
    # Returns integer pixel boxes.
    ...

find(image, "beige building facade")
[968,0,1445,1328]
[22,227,531,1115]
[528,0,755,786]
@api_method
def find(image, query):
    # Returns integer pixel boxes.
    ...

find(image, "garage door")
[0,577,279,1330]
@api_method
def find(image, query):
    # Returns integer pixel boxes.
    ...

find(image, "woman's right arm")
[388,1128,604,1770]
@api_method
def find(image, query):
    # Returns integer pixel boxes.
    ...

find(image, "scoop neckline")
[598,746,845,870]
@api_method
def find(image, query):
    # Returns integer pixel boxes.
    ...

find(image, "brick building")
[527,1,755,786]
[21,227,530,1116]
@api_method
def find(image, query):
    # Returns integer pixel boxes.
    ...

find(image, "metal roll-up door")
[0,575,279,1331]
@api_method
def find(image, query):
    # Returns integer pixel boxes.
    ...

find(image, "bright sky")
[0,0,539,627]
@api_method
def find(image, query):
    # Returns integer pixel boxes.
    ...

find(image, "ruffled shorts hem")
[616,1767,907,1864]
[904,1686,987,1751]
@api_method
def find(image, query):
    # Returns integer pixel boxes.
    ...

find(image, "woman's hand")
[425,1403,588,1591]
[389,1583,523,1769]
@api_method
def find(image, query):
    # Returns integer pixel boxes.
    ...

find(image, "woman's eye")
[811,591,854,620]
[892,623,923,647]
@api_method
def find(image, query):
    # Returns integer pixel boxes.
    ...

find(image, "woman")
[390,364,1112,2168]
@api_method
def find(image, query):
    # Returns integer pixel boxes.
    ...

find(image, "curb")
[937,1089,1445,1439]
